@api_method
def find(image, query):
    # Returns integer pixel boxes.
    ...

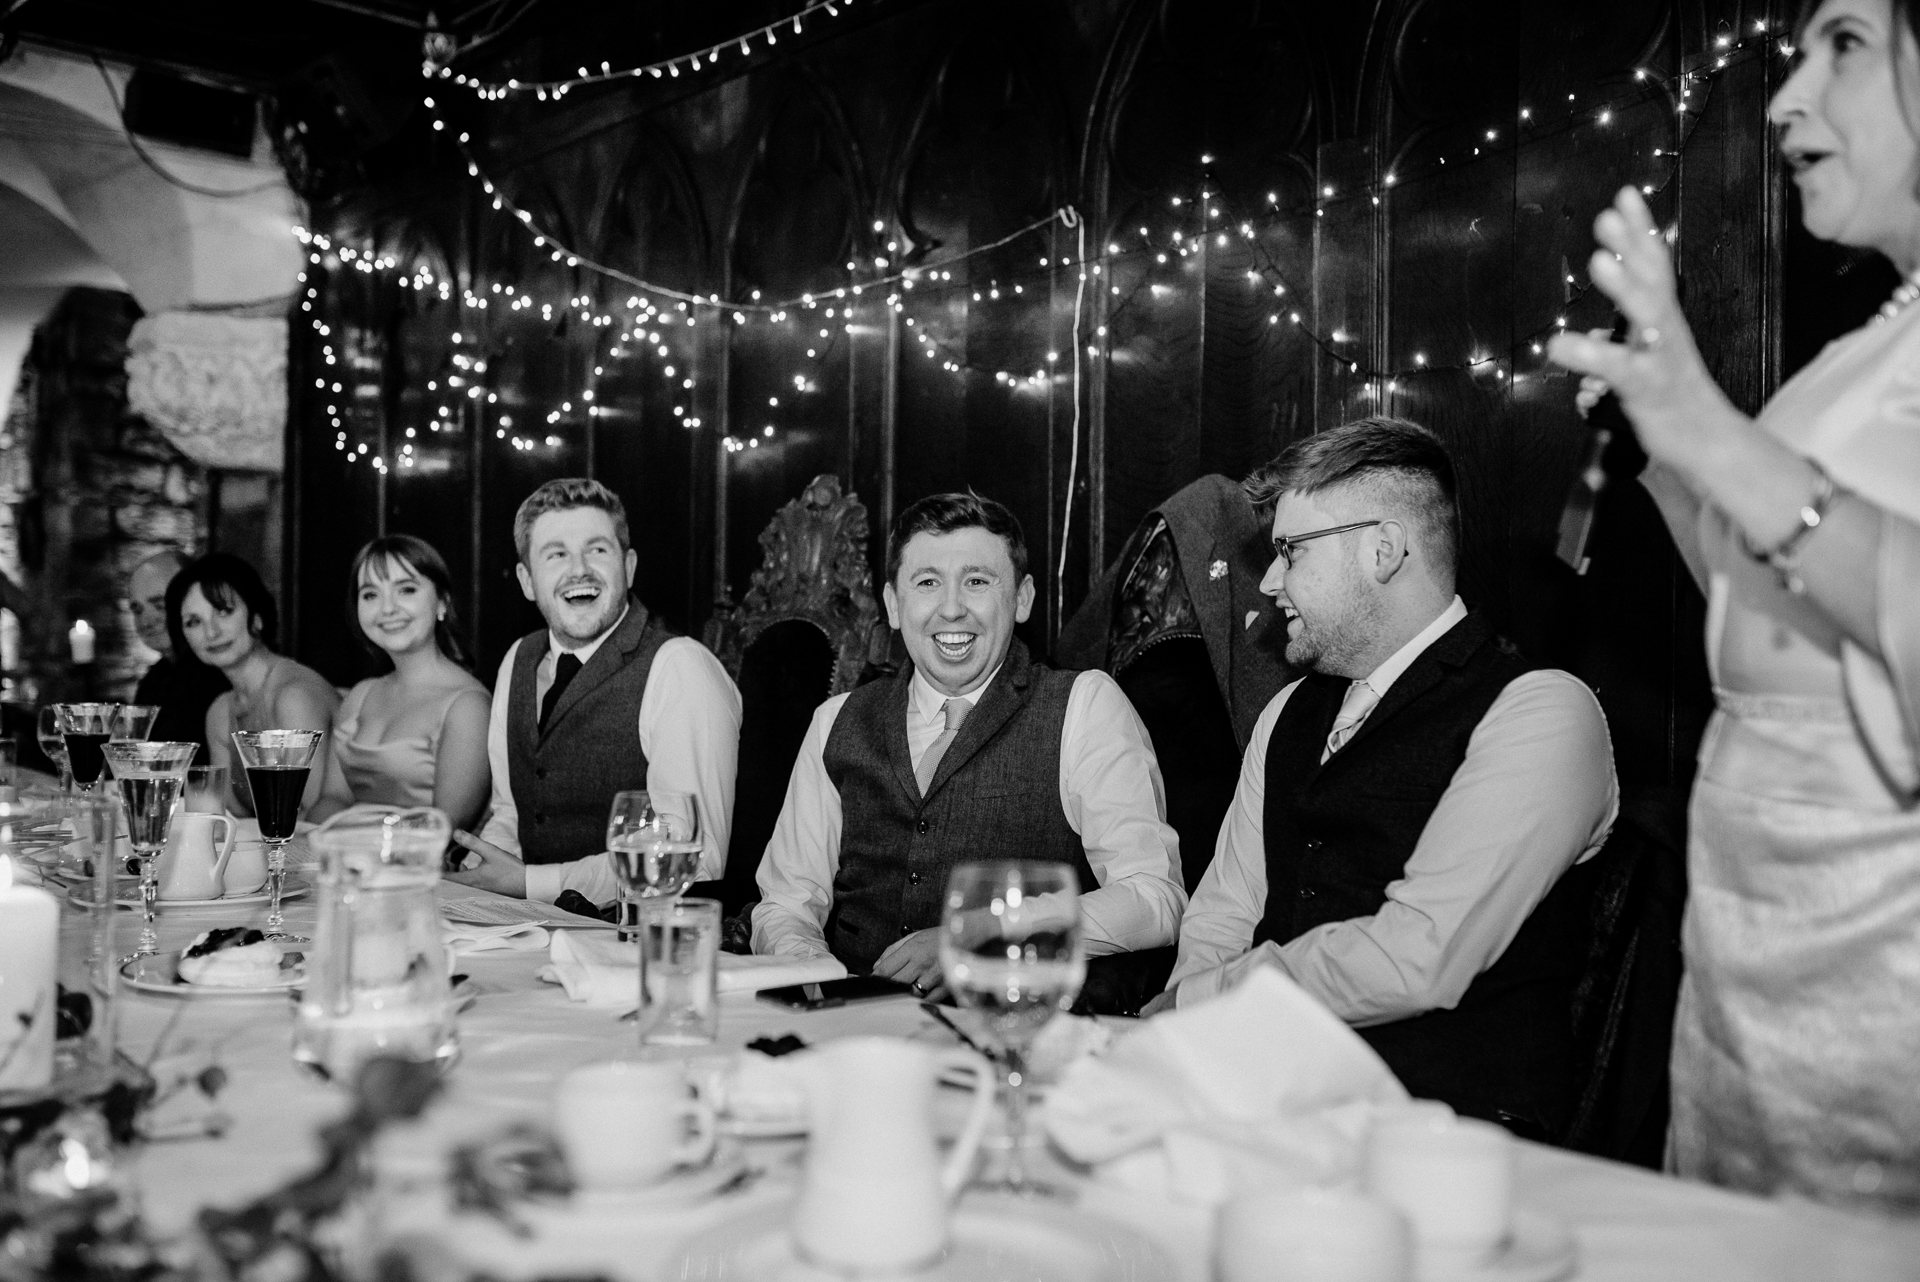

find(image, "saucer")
[675,1192,1177,1281]
[120,949,304,998]
[555,1151,751,1214]
[69,874,310,910]
[1420,1209,1576,1282]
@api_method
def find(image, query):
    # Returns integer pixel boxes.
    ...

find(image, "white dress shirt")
[1168,597,1618,1024]
[752,664,1188,959]
[478,611,742,904]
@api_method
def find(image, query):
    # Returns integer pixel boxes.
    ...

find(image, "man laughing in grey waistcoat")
[450,478,741,902]
[752,491,1187,993]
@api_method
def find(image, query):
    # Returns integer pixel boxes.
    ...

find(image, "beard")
[1282,579,1379,677]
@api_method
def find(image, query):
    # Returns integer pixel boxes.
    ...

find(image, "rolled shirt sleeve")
[751,695,850,959]
[522,637,743,905]
[1172,670,1618,1026]
[1058,670,1188,955]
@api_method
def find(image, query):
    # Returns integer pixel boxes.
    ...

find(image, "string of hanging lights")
[303,19,1786,472]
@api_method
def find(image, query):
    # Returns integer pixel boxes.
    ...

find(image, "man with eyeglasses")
[1144,417,1617,1138]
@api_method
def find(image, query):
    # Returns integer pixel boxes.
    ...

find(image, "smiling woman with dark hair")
[1552,0,1920,1212]
[168,552,340,820]
[309,536,492,829]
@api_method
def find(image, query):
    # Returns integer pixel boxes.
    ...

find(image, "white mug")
[157,812,236,901]
[224,842,269,895]
[1364,1113,1514,1270]
[1217,1188,1412,1282]
[553,1061,716,1191]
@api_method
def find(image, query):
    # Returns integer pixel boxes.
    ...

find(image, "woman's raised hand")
[1548,186,1746,476]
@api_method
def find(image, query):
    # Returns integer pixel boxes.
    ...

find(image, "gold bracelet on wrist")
[1741,459,1837,595]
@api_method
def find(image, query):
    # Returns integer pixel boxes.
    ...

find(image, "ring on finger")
[911,981,928,996]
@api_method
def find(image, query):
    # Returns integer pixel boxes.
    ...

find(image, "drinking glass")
[101,740,197,958]
[110,704,160,742]
[634,896,721,1046]
[69,796,124,1065]
[230,729,325,942]
[605,789,703,941]
[57,702,118,795]
[184,765,228,814]
[939,860,1086,1194]
[36,706,70,792]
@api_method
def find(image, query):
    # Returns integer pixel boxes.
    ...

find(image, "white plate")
[718,1112,809,1140]
[1421,1209,1576,1282]
[68,874,309,910]
[120,949,304,997]
[675,1193,1178,1282]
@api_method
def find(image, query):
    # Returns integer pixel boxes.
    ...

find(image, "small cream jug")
[791,1036,995,1273]
[157,812,237,900]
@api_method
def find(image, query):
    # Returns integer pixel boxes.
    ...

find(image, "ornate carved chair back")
[702,475,882,926]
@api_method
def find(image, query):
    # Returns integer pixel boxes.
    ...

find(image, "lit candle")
[0,856,59,1091]
[68,620,95,665]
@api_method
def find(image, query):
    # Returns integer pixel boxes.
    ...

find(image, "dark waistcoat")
[822,639,1094,974]
[1257,612,1591,1134]
[506,600,678,865]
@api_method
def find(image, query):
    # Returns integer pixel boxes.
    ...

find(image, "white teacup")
[224,842,269,895]
[157,812,237,901]
[554,1061,716,1192]
[1217,1188,1412,1282]
[1364,1113,1514,1270]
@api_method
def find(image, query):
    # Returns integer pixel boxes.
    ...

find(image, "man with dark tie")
[1145,418,1617,1135]
[752,491,1187,993]
[449,478,740,901]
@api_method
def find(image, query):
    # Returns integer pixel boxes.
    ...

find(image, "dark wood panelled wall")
[291,0,1823,792]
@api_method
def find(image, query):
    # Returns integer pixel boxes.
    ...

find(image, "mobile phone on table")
[757,975,916,1010]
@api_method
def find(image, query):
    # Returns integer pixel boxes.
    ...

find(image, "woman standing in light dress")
[1553,0,1920,1212]
[311,536,492,831]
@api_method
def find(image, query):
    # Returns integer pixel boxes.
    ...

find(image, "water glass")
[69,797,124,1068]
[110,705,160,742]
[37,706,70,792]
[634,896,720,1047]
[185,765,228,814]
[940,860,1086,1193]
[606,789,703,941]
[101,740,197,958]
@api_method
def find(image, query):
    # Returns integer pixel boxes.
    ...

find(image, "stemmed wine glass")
[101,740,198,958]
[231,729,325,942]
[57,702,119,796]
[939,860,1086,1194]
[110,704,160,743]
[605,790,703,940]
[37,706,71,793]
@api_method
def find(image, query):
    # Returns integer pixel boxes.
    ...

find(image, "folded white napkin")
[442,921,551,954]
[543,930,848,1007]
[1046,967,1416,1206]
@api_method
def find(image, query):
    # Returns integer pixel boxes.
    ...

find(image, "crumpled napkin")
[542,930,848,1007]
[1045,967,1418,1206]
[443,921,551,954]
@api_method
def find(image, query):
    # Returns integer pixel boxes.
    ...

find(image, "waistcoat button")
[1298,886,1315,900]
[535,767,547,779]
[1305,839,1323,852]
[901,925,912,936]
[534,813,546,825]
[909,872,921,885]
[915,818,930,835]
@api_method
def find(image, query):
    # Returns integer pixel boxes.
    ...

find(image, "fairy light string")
[305,19,1783,470]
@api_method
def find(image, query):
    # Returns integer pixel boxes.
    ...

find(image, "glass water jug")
[293,807,458,1082]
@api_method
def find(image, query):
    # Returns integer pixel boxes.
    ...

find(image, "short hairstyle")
[348,535,472,670]
[1244,416,1461,576]
[512,478,630,563]
[166,552,279,658]
[886,491,1029,584]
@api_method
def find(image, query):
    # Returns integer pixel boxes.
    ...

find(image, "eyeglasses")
[1270,520,1383,568]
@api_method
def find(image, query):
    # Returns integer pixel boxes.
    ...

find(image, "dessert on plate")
[177,927,291,988]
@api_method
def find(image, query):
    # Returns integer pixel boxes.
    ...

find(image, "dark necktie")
[540,652,583,730]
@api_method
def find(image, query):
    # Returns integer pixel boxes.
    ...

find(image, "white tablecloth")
[61,879,1920,1282]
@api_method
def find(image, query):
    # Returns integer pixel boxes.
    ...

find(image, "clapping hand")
[1548,185,1745,478]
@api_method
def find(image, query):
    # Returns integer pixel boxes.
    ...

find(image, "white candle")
[0,855,59,1091]
[68,619,95,665]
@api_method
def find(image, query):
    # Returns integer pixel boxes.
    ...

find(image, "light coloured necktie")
[915,698,971,793]
[1322,681,1382,762]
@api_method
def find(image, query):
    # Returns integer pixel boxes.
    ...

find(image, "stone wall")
[1,287,213,708]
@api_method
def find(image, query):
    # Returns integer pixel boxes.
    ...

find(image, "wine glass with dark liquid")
[230,729,325,942]
[605,790,703,940]
[101,740,198,958]
[939,860,1085,1195]
[57,702,118,796]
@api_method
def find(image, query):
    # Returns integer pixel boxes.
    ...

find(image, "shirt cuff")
[524,862,566,905]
